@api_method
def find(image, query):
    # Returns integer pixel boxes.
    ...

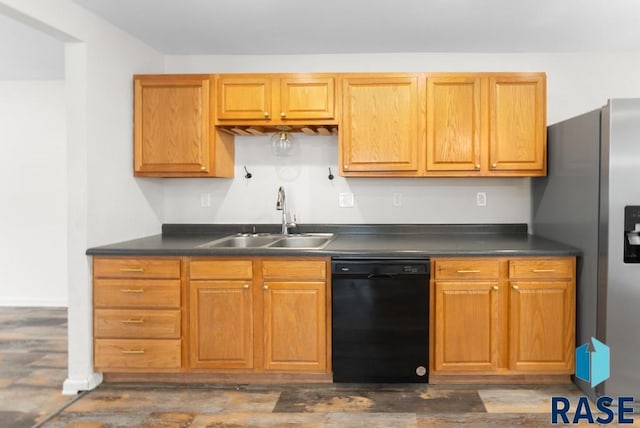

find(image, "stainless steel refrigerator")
[533,98,640,401]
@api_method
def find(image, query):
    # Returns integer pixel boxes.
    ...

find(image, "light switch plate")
[339,192,354,208]
[476,192,487,207]
[200,192,211,208]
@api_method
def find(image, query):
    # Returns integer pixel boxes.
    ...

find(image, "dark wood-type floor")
[1,307,629,427]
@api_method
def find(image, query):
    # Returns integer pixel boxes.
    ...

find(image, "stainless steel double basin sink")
[198,233,335,250]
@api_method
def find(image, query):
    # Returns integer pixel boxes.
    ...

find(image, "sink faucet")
[276,186,296,235]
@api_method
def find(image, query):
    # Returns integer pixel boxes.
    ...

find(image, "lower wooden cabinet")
[433,281,499,372]
[261,260,328,373]
[92,257,184,372]
[508,259,575,373]
[189,280,254,369]
[94,339,182,370]
[92,254,572,384]
[188,257,330,374]
[430,257,575,381]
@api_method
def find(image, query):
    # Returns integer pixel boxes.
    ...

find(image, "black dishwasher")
[331,259,430,383]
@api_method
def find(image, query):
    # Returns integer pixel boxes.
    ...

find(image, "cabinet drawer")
[190,260,253,280]
[94,339,181,370]
[94,279,181,308]
[433,259,500,279]
[94,309,181,339]
[509,258,574,279]
[262,260,326,280]
[94,258,181,279]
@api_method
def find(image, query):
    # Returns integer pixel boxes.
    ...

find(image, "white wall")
[0,0,165,395]
[0,81,67,306]
[164,136,531,225]
[163,52,640,225]
[0,14,64,79]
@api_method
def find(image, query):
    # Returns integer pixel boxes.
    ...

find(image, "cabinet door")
[340,76,420,174]
[134,75,212,174]
[189,281,253,369]
[217,75,272,120]
[280,76,335,120]
[509,280,574,373]
[262,281,327,372]
[426,75,482,173]
[488,74,546,174]
[433,281,500,372]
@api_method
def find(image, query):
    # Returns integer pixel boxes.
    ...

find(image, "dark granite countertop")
[86,223,580,258]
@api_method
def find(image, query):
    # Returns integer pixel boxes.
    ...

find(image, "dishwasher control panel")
[332,259,430,276]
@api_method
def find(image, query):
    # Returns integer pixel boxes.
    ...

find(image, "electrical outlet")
[200,192,211,208]
[339,192,354,208]
[393,192,402,207]
[476,192,487,207]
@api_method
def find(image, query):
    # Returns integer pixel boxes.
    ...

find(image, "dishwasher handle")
[367,273,397,279]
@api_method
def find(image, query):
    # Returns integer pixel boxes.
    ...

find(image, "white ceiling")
[72,0,640,55]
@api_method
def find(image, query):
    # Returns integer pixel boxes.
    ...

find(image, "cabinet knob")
[492,285,499,291]
[264,112,270,118]
[243,284,250,289]
[475,164,481,170]
[280,112,286,118]
[512,285,520,290]
[263,285,269,290]
[200,165,207,171]
[491,163,497,169]
[344,165,349,170]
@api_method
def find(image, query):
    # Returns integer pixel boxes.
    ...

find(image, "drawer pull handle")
[121,349,145,354]
[120,319,144,324]
[119,268,144,273]
[120,289,144,293]
[456,270,481,273]
[512,285,520,290]
[532,269,556,273]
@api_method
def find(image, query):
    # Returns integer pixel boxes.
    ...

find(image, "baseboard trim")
[0,297,68,307]
[62,372,103,395]
[428,374,572,385]
[103,372,332,384]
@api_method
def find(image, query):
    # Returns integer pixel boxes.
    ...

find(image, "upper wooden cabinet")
[133,75,234,177]
[488,74,546,174]
[424,72,546,177]
[132,72,546,178]
[340,74,421,175]
[426,75,483,173]
[215,74,336,124]
[338,72,546,177]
